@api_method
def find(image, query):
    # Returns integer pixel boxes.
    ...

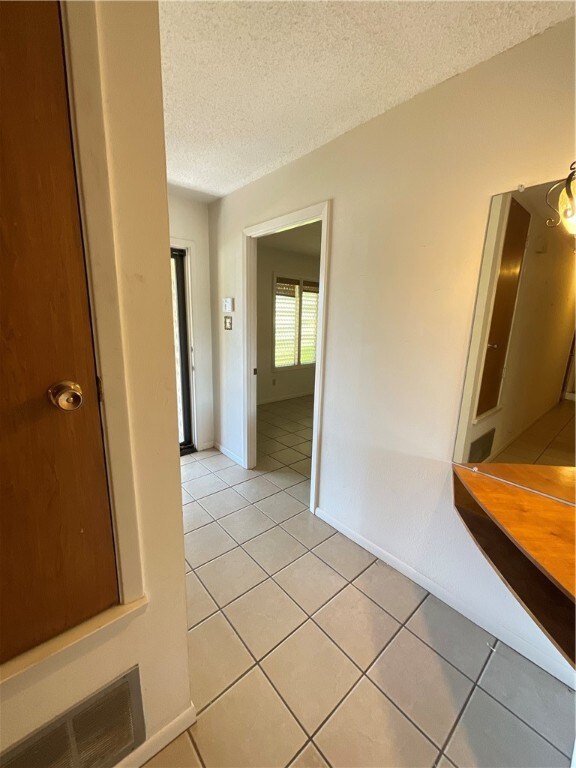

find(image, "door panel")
[476,198,531,417]
[0,1,118,663]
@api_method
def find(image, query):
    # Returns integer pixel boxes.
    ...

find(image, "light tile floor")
[492,400,575,466]
[149,397,575,767]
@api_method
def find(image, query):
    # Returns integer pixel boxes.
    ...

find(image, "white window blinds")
[274,277,319,368]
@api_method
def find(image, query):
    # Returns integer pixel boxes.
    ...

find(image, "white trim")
[170,239,197,451]
[115,704,197,768]
[258,391,315,406]
[564,392,575,402]
[453,194,510,463]
[215,443,244,466]
[314,506,575,688]
[61,4,144,603]
[0,597,148,684]
[243,201,332,512]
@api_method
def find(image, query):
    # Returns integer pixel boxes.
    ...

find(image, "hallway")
[157,448,575,767]
[492,401,575,466]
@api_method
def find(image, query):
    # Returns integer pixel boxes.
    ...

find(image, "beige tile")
[255,491,306,523]
[407,596,493,680]
[281,511,335,548]
[193,448,222,460]
[286,480,312,506]
[315,678,438,767]
[224,579,306,659]
[294,441,313,457]
[259,424,290,439]
[145,733,201,768]
[253,454,284,472]
[185,571,217,628]
[256,438,285,456]
[184,523,236,569]
[313,533,376,580]
[270,447,307,465]
[180,453,198,466]
[197,487,249,519]
[368,628,473,746]
[187,613,253,711]
[218,505,276,544]
[275,552,346,613]
[235,476,280,502]
[265,467,306,490]
[290,458,312,478]
[446,689,569,768]
[215,465,262,486]
[243,526,307,574]
[295,428,313,440]
[289,744,329,768]
[196,547,267,606]
[314,585,399,669]
[261,621,361,734]
[276,432,308,448]
[183,473,227,500]
[353,560,427,622]
[183,502,213,534]
[192,668,306,767]
[182,488,194,505]
[479,642,575,755]
[198,454,236,471]
[181,462,211,482]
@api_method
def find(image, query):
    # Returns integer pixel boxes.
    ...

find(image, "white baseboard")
[116,704,196,767]
[314,506,575,689]
[563,392,575,402]
[257,391,314,405]
[196,440,215,452]
[215,443,244,466]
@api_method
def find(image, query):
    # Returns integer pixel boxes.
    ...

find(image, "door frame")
[170,241,197,454]
[242,201,331,512]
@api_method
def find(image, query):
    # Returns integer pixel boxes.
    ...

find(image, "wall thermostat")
[222,297,234,312]
[224,316,232,331]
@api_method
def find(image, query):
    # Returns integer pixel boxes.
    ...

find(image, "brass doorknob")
[48,381,84,411]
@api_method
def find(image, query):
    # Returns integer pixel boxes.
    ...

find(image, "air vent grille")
[1,668,144,768]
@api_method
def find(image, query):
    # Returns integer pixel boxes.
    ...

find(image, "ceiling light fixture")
[546,161,576,235]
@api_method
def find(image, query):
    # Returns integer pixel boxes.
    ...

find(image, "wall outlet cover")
[224,316,232,330]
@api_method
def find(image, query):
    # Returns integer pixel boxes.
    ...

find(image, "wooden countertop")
[453,464,575,665]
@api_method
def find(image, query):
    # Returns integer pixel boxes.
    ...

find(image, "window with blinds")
[274,277,319,368]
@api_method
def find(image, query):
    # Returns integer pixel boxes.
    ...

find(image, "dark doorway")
[171,247,195,454]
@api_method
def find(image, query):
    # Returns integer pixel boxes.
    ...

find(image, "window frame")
[272,272,319,371]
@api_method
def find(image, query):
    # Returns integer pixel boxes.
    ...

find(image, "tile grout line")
[433,638,498,767]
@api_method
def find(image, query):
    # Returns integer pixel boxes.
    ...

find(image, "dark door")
[170,248,195,454]
[476,198,531,417]
[0,1,118,662]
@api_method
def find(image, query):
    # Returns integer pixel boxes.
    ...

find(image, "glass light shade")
[558,185,576,235]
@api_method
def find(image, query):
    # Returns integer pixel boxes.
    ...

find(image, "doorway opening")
[243,202,331,512]
[171,246,196,455]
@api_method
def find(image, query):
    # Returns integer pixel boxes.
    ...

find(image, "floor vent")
[468,428,496,463]
[1,668,145,768]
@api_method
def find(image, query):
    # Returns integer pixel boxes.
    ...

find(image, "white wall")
[462,203,575,459]
[209,19,575,686]
[257,245,320,404]
[167,186,215,450]
[0,2,192,753]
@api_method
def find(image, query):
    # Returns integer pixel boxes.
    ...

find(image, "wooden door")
[0,1,119,663]
[476,198,531,417]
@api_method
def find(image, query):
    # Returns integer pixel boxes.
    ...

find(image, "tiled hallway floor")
[149,399,575,767]
[492,400,575,466]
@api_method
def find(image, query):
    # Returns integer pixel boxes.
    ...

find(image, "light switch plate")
[222,297,235,312]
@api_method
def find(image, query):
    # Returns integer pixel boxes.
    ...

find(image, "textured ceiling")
[160,2,573,198]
